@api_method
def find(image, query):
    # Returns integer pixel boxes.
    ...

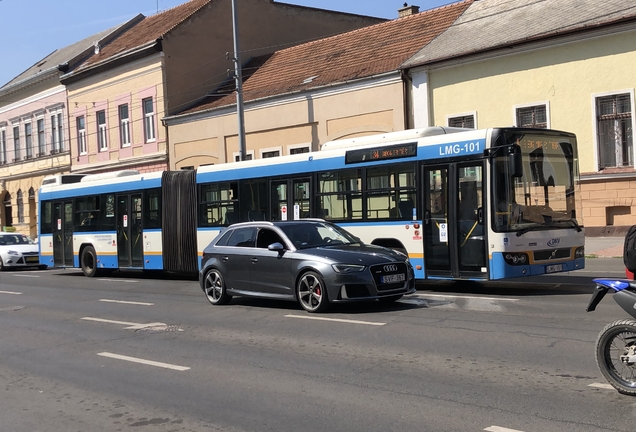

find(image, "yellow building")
[403,0,636,232]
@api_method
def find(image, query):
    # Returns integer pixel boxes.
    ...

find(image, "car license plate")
[26,256,39,263]
[546,264,563,273]
[381,273,405,284]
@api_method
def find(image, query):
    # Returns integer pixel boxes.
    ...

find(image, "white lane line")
[285,314,386,326]
[99,299,154,306]
[81,317,166,330]
[12,274,40,278]
[415,293,519,302]
[97,352,189,371]
[98,279,138,283]
[485,427,525,432]
[588,382,614,390]
[0,290,22,295]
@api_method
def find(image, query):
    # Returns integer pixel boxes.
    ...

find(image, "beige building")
[164,2,473,168]
[403,0,636,232]
[59,0,385,174]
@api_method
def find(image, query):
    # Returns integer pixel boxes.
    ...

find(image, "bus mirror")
[509,144,523,178]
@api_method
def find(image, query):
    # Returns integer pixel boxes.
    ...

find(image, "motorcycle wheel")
[596,319,636,395]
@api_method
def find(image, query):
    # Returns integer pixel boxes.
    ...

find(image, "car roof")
[228,219,327,229]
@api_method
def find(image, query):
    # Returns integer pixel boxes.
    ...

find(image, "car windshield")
[0,234,34,246]
[280,222,360,249]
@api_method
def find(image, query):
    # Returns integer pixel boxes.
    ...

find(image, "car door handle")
[222,256,229,262]
[251,258,258,263]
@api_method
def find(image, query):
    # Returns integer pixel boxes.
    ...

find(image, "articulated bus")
[38,126,585,279]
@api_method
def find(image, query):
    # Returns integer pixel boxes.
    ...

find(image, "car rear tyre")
[297,271,329,313]
[81,246,99,278]
[203,268,232,305]
[38,265,48,270]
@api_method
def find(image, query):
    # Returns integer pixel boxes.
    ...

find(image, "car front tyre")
[0,257,5,271]
[297,270,329,313]
[203,268,232,305]
[81,246,99,278]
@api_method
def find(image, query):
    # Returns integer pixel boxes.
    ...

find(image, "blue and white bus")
[38,126,585,279]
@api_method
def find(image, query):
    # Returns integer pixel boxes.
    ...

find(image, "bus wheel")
[81,246,99,278]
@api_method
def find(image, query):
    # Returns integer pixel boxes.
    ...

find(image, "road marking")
[414,293,519,302]
[98,279,138,283]
[81,317,166,330]
[0,290,22,295]
[285,314,386,326]
[588,382,614,390]
[99,299,154,306]
[485,427,525,432]
[97,352,189,371]
[12,274,40,278]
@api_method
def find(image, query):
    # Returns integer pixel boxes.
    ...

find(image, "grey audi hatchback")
[199,220,415,312]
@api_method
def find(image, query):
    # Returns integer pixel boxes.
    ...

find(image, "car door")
[220,227,256,291]
[249,227,293,297]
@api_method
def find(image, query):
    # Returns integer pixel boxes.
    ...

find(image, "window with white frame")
[261,150,280,158]
[24,122,33,159]
[37,118,45,156]
[233,150,254,162]
[596,93,633,169]
[13,125,20,161]
[76,116,86,155]
[290,146,310,155]
[448,114,475,129]
[97,110,107,151]
[516,105,547,128]
[50,112,64,152]
[142,97,155,142]
[118,104,130,147]
[0,128,6,164]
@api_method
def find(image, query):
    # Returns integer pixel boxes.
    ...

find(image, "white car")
[0,232,46,270]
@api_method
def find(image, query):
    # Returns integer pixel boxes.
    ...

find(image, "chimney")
[398,3,420,17]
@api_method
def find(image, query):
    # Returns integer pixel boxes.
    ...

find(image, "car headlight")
[332,264,365,273]
[7,250,20,256]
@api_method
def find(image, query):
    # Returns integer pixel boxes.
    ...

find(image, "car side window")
[226,227,256,248]
[256,228,284,249]
[214,229,232,247]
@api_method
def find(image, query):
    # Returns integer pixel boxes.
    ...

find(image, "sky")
[0,0,453,87]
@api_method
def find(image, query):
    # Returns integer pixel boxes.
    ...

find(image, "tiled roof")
[403,0,636,68]
[78,0,211,70]
[1,19,136,89]
[178,0,473,115]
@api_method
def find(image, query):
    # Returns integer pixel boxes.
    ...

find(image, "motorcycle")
[587,278,636,395]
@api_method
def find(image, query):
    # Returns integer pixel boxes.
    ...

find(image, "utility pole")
[231,0,247,161]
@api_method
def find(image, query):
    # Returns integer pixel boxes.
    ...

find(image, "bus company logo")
[547,238,560,247]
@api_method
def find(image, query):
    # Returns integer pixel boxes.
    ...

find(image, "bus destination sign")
[345,142,417,164]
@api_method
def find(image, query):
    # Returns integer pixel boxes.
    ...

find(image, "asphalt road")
[0,261,633,432]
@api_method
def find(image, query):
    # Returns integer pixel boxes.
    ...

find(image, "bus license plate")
[546,264,563,274]
[25,256,39,263]
[381,273,405,284]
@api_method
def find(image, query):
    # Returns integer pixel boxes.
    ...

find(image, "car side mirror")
[268,242,285,252]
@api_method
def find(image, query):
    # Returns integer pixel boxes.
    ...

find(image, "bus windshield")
[493,132,582,234]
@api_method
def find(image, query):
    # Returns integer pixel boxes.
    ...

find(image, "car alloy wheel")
[297,271,329,313]
[204,268,232,305]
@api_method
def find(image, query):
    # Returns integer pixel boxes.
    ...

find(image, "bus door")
[116,194,144,268]
[52,201,74,267]
[270,177,311,220]
[423,161,487,279]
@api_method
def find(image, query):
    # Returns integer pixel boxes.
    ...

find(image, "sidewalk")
[585,236,624,258]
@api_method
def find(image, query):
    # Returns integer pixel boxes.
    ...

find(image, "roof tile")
[180,0,473,115]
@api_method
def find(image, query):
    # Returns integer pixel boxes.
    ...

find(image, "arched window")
[17,190,24,223]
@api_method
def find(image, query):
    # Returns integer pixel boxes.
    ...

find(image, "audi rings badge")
[383,264,398,273]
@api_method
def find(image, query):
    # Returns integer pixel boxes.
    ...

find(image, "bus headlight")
[504,253,528,266]
[575,247,585,258]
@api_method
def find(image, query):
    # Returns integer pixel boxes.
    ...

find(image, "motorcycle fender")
[586,286,608,312]
[614,290,636,319]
